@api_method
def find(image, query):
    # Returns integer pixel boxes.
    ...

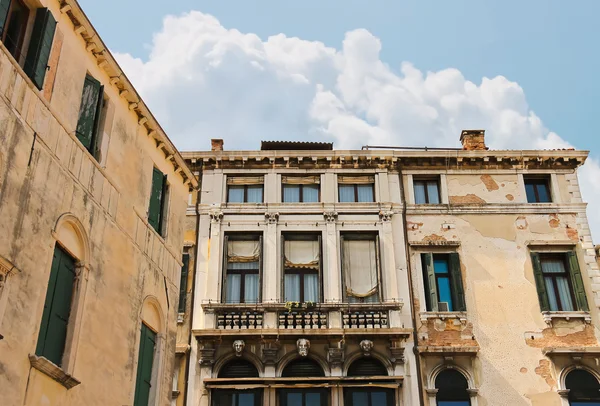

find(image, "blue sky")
[81,0,599,153]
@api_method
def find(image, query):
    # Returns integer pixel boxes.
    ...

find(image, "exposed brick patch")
[423,234,447,242]
[520,367,528,373]
[534,359,556,388]
[480,174,499,191]
[515,216,528,230]
[549,214,560,228]
[418,319,479,348]
[506,194,514,201]
[407,221,423,230]
[449,194,486,204]
[567,227,579,242]
[525,324,597,349]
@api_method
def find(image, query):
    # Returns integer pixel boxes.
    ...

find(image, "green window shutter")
[0,0,11,35]
[23,8,56,90]
[75,75,103,153]
[421,253,438,312]
[134,323,156,406]
[567,251,589,311]
[36,245,76,366]
[531,252,550,312]
[449,252,466,311]
[178,254,190,313]
[148,167,165,233]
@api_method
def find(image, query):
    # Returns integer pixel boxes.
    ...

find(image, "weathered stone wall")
[0,1,192,405]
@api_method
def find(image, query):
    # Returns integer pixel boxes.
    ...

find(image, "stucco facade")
[0,1,196,405]
[181,135,599,406]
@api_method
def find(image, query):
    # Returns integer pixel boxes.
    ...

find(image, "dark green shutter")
[531,252,550,312]
[567,251,589,311]
[36,245,76,366]
[449,252,466,311]
[178,254,190,313]
[75,75,103,152]
[134,323,156,406]
[23,8,56,90]
[148,167,166,234]
[0,0,10,35]
[422,253,438,312]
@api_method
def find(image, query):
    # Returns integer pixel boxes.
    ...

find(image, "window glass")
[303,184,319,202]
[536,183,550,202]
[246,185,263,203]
[414,182,427,204]
[524,177,552,203]
[339,185,355,202]
[357,185,374,202]
[283,185,300,202]
[566,369,600,405]
[436,369,470,406]
[541,255,574,311]
[352,392,369,404]
[284,274,301,302]
[244,274,259,303]
[304,274,318,302]
[434,257,453,311]
[414,179,440,204]
[226,274,241,303]
[427,181,440,204]
[287,393,303,406]
[238,393,255,406]
[228,186,245,203]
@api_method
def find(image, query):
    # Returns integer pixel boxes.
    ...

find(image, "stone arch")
[212,351,264,378]
[53,213,90,266]
[428,363,476,390]
[344,350,394,376]
[140,295,165,334]
[276,351,330,377]
[558,365,600,390]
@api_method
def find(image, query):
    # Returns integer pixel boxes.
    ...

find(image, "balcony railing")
[278,310,328,329]
[216,310,264,330]
[342,310,389,329]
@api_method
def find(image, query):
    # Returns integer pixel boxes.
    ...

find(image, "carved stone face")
[296,338,310,357]
[359,340,374,354]
[233,340,245,356]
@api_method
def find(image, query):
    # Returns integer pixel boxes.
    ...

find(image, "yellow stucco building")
[0,1,197,405]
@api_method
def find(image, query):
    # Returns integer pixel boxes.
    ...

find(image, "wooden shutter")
[422,253,438,312]
[23,8,56,89]
[0,0,10,35]
[178,253,190,313]
[148,167,165,233]
[375,234,382,302]
[36,245,75,366]
[567,251,589,311]
[258,235,263,303]
[221,235,229,303]
[134,324,156,406]
[75,75,103,151]
[449,253,466,311]
[531,253,550,312]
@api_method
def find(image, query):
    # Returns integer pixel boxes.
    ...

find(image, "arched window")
[345,357,393,406]
[282,358,324,377]
[347,357,388,376]
[436,369,470,406]
[566,369,600,405]
[218,359,259,378]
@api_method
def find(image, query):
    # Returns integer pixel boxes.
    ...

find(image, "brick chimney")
[460,130,487,151]
[211,139,224,151]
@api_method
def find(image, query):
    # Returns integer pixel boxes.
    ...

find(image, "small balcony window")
[283,234,321,302]
[341,234,380,303]
[223,235,262,304]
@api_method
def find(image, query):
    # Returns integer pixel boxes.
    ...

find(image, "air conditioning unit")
[438,302,449,312]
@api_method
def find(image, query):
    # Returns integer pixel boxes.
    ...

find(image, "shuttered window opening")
[0,0,29,62]
[36,244,76,366]
[344,388,395,406]
[347,358,388,377]
[134,323,157,406]
[23,7,56,89]
[218,359,259,378]
[281,358,325,377]
[435,369,470,404]
[148,167,168,236]
[566,369,600,402]
[280,389,328,406]
[531,251,588,312]
[178,253,190,313]
[421,252,466,312]
[75,75,105,159]
[211,389,262,406]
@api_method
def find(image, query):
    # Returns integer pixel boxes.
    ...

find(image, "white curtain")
[357,185,374,202]
[339,185,355,202]
[285,274,301,302]
[427,182,440,204]
[303,185,319,202]
[228,186,245,203]
[283,185,300,202]
[285,239,320,269]
[226,274,241,303]
[228,240,260,263]
[246,185,263,203]
[304,274,318,302]
[343,239,378,299]
[414,182,426,204]
[244,274,259,303]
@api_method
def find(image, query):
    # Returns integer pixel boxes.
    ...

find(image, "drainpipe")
[398,164,426,406]
[183,165,201,406]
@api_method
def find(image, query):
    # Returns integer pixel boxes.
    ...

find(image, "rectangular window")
[223,235,261,303]
[178,253,190,313]
[227,176,264,203]
[531,252,589,312]
[36,244,76,366]
[279,389,328,406]
[148,167,168,236]
[212,390,262,406]
[0,0,29,60]
[344,388,395,406]
[338,176,375,203]
[75,75,106,159]
[282,176,320,203]
[283,234,321,303]
[524,175,552,203]
[413,177,440,204]
[421,253,466,312]
[134,323,156,406]
[342,234,380,303]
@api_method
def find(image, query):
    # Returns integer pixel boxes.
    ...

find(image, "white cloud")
[114,10,599,242]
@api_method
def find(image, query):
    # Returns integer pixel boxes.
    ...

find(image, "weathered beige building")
[181,133,600,406]
[0,1,197,405]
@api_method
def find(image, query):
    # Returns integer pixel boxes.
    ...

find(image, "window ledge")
[542,311,591,326]
[420,311,468,324]
[29,355,80,389]
[202,301,403,312]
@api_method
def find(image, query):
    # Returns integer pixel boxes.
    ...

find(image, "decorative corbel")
[198,340,217,366]
[265,212,279,225]
[261,340,280,365]
[209,211,224,224]
[323,211,338,223]
[379,211,393,222]
[389,339,405,365]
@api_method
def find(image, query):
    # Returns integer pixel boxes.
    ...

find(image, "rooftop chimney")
[460,130,487,151]
[211,139,224,151]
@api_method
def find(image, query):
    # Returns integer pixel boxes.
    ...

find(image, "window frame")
[282,183,320,203]
[421,252,466,312]
[413,176,441,204]
[281,233,322,303]
[343,388,395,406]
[524,175,552,203]
[211,389,262,406]
[148,167,168,236]
[1,0,30,61]
[222,234,263,304]
[338,183,375,203]
[279,388,328,406]
[227,184,264,203]
[178,253,190,313]
[340,232,382,304]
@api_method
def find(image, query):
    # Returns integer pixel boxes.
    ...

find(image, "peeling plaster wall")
[408,203,599,405]
[0,1,190,405]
